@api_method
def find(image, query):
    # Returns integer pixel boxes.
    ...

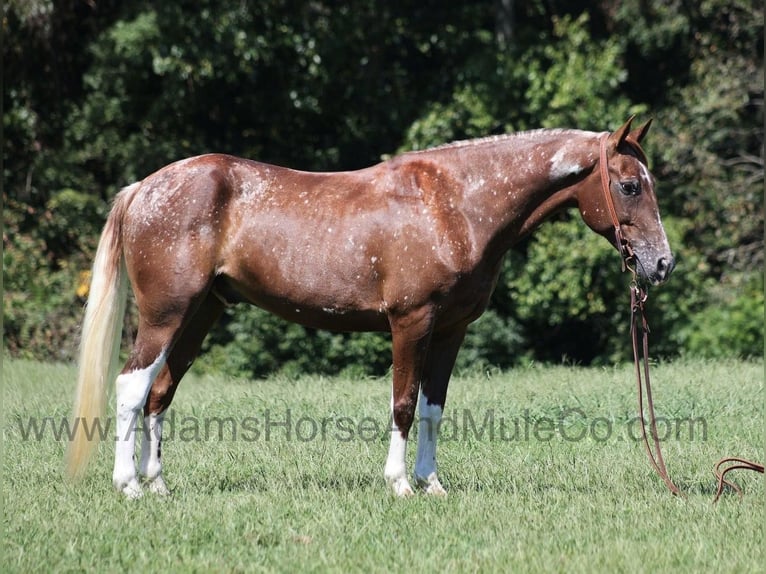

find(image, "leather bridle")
[598,134,633,268]
[599,134,681,495]
[597,134,763,500]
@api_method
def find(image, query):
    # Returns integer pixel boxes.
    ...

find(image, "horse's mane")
[407,128,587,154]
[410,128,649,166]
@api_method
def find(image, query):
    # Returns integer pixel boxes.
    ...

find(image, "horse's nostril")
[657,257,674,279]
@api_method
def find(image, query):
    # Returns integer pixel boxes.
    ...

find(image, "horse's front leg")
[384,307,434,497]
[414,327,467,496]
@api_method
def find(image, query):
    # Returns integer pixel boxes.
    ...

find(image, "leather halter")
[598,133,634,269]
[598,134,763,499]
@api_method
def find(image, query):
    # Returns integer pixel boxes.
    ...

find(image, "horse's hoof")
[144,476,171,496]
[415,475,448,496]
[118,479,144,499]
[423,482,448,496]
[388,477,415,497]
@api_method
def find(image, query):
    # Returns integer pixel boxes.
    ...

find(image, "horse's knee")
[392,397,417,436]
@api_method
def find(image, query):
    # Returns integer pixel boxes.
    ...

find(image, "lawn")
[3,357,763,572]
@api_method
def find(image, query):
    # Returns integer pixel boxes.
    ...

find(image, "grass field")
[3,357,763,572]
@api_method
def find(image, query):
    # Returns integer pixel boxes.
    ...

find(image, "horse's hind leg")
[112,323,174,498]
[112,283,218,498]
[139,295,225,495]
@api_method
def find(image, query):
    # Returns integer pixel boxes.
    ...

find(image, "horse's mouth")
[643,256,675,286]
[631,252,675,286]
[648,273,665,286]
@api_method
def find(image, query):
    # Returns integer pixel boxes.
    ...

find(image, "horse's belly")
[221,283,390,333]
[214,266,390,332]
[266,302,390,333]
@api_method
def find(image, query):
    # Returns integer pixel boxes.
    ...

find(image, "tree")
[4,1,763,370]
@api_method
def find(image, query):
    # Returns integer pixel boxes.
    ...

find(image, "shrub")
[680,274,764,358]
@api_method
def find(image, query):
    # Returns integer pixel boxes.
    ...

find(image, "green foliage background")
[4,0,763,376]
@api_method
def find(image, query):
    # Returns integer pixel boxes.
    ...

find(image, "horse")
[66,116,674,498]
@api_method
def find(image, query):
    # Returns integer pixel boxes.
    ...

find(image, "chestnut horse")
[66,117,674,498]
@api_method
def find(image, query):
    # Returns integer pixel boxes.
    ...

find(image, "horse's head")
[579,117,674,285]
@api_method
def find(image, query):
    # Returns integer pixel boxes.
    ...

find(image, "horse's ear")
[629,118,653,144]
[607,115,635,151]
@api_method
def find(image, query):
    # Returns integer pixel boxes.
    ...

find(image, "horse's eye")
[620,180,641,196]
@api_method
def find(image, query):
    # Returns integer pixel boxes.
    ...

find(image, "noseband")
[598,134,763,500]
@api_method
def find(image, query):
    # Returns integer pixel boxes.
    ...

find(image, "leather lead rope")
[598,134,763,501]
[630,283,683,496]
[713,457,764,503]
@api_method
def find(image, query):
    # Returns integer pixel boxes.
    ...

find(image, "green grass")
[3,358,764,572]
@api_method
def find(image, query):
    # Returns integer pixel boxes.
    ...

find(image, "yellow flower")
[76,270,91,299]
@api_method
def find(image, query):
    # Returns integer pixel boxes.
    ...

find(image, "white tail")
[65,183,140,479]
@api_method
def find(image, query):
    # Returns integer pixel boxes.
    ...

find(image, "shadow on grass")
[202,469,381,494]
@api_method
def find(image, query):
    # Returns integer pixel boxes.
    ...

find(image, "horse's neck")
[456,131,600,259]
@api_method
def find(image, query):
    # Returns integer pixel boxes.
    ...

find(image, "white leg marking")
[385,429,414,496]
[384,393,414,496]
[112,350,167,498]
[414,389,447,496]
[139,411,171,495]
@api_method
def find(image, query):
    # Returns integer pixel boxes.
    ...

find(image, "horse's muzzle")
[650,256,675,285]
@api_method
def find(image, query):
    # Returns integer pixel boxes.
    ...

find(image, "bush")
[194,306,391,380]
[3,191,102,361]
[455,309,525,372]
[680,274,764,358]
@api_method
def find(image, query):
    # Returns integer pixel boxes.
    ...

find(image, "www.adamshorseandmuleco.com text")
[14,407,707,444]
